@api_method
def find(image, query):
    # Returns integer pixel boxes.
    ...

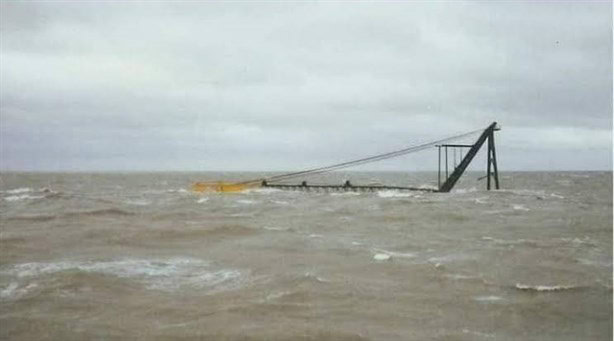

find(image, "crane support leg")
[491,131,500,189]
[487,136,492,190]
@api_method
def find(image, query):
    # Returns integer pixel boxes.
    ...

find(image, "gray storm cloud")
[1,1,612,171]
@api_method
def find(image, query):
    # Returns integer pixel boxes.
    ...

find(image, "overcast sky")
[1,1,612,172]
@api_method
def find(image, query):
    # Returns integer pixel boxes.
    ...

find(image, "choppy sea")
[0,171,612,340]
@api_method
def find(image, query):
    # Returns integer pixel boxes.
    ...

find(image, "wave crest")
[2,258,244,293]
[515,283,579,292]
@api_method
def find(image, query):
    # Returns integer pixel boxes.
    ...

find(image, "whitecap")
[4,188,32,194]
[512,204,530,211]
[331,192,361,196]
[236,199,257,205]
[308,234,323,238]
[474,295,503,302]
[263,226,286,231]
[377,190,413,198]
[161,269,242,292]
[481,237,540,247]
[264,291,291,301]
[451,187,478,194]
[271,200,289,205]
[167,188,189,194]
[2,258,244,293]
[373,248,416,259]
[7,258,198,278]
[0,282,38,301]
[304,272,329,283]
[418,184,438,190]
[563,237,596,246]
[515,283,577,292]
[197,197,209,204]
[569,173,591,178]
[247,188,282,194]
[576,258,612,267]
[0,282,19,299]
[373,253,391,261]
[4,194,45,202]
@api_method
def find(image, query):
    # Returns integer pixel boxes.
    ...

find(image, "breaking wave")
[3,187,34,194]
[473,295,503,302]
[515,283,579,292]
[246,187,282,194]
[4,208,135,222]
[330,192,361,197]
[1,258,244,293]
[2,187,59,202]
[4,194,46,202]
[372,248,417,259]
[377,190,414,198]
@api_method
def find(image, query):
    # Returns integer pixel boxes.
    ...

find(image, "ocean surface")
[0,171,612,340]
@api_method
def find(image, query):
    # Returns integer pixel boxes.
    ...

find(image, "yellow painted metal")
[191,181,257,193]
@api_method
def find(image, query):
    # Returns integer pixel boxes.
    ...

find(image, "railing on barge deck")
[261,180,436,192]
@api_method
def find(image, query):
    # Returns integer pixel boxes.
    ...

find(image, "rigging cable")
[239,128,483,184]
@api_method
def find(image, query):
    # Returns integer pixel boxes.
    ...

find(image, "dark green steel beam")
[438,122,498,193]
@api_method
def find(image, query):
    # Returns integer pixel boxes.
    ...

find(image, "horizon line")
[1,169,612,173]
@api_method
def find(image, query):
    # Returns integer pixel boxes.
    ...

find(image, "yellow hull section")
[191,182,257,193]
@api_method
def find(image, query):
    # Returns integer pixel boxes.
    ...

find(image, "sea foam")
[4,194,45,202]
[372,248,416,259]
[4,188,33,194]
[373,253,391,261]
[0,282,38,301]
[377,190,413,198]
[3,258,243,292]
[474,295,503,302]
[515,283,578,292]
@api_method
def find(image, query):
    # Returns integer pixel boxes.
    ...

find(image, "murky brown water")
[1,171,612,340]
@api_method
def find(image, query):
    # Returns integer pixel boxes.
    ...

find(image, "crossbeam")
[436,144,474,148]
